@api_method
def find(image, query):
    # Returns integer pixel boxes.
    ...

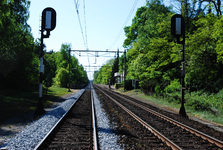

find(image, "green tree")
[51,43,89,87]
[122,0,173,92]
[0,0,39,90]
[44,51,57,85]
[93,59,114,84]
[53,68,69,87]
[186,13,223,92]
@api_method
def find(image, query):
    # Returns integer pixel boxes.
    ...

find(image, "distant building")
[114,72,124,83]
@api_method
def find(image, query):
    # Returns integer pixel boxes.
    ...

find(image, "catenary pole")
[123,49,126,92]
[68,48,71,92]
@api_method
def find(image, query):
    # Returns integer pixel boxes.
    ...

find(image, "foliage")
[121,0,223,95]
[45,43,89,87]
[53,68,69,87]
[0,0,39,90]
[93,59,114,84]
[155,85,162,94]
[115,83,122,89]
[186,13,223,93]
[186,89,223,112]
[164,79,181,93]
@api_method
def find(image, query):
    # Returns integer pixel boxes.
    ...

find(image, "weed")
[138,143,144,147]
[5,135,13,138]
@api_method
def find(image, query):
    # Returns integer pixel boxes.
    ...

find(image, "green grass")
[115,87,223,125]
[0,86,73,123]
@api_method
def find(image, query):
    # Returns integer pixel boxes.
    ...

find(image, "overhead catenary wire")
[73,0,90,76]
[108,0,139,50]
[83,0,88,50]
[73,0,88,50]
[83,0,90,68]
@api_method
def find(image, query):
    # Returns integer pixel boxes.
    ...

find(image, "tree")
[93,59,114,84]
[123,6,148,48]
[53,68,69,87]
[122,0,174,92]
[0,0,39,90]
[186,13,223,92]
[51,43,89,87]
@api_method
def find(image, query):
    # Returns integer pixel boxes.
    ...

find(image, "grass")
[115,87,223,126]
[0,86,73,123]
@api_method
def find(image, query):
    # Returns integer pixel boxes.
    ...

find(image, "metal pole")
[123,49,126,92]
[68,48,71,92]
[179,43,187,118]
[34,23,46,116]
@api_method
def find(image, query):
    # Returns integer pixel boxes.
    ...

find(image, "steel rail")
[91,84,98,150]
[34,84,89,150]
[102,86,223,148]
[94,85,182,150]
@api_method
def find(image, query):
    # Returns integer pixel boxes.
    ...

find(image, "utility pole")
[68,48,71,92]
[180,44,187,117]
[123,49,126,92]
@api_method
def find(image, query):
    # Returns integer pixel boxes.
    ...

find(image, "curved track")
[34,84,98,150]
[94,84,223,150]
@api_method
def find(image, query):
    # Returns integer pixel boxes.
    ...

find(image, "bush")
[164,79,181,93]
[115,83,122,89]
[155,85,162,94]
[158,79,181,102]
[186,91,223,113]
[53,68,69,87]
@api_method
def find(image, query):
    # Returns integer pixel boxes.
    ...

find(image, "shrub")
[164,79,181,93]
[53,68,69,87]
[155,85,162,94]
[115,83,122,89]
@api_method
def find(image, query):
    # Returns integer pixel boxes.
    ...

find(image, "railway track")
[34,84,98,150]
[94,84,223,150]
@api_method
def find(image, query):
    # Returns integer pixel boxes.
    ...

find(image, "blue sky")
[27,0,170,80]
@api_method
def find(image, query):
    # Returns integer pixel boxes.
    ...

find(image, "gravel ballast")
[92,86,123,150]
[0,89,85,150]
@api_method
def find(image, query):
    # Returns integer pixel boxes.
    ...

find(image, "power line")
[73,0,88,50]
[108,0,139,50]
[83,0,90,68]
[83,0,88,50]
[73,0,90,74]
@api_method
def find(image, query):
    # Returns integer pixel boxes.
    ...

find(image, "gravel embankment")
[0,89,85,150]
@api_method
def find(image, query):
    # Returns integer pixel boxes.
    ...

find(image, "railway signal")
[34,7,57,116]
[171,14,188,118]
